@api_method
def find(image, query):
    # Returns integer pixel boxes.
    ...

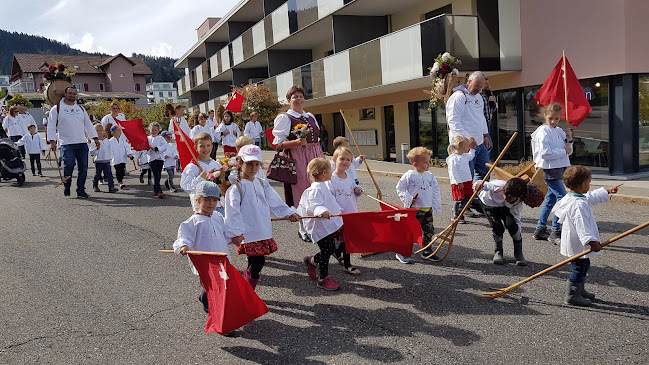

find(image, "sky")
[3,0,240,59]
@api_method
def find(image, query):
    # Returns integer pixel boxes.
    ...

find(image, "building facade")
[146,82,181,104]
[175,0,649,176]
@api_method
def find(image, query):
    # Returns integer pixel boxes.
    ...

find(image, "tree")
[234,83,282,128]
[84,100,143,122]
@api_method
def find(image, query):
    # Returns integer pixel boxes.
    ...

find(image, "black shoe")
[139,175,144,183]
[421,250,441,262]
[548,230,561,245]
[164,180,170,189]
[77,191,90,199]
[64,187,71,196]
[298,232,312,242]
[533,226,550,240]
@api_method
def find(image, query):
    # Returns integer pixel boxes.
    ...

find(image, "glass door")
[383,105,396,161]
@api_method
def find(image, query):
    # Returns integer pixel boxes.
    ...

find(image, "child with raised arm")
[108,125,132,189]
[446,136,476,224]
[173,181,240,313]
[89,124,118,193]
[225,145,298,290]
[180,132,222,211]
[552,166,620,306]
[15,124,47,176]
[161,131,179,192]
[327,147,363,275]
[215,110,240,156]
[299,158,344,291]
[395,147,442,264]
[330,136,365,185]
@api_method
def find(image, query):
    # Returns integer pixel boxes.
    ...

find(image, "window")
[75,83,84,91]
[119,73,125,78]
[640,76,649,169]
[360,108,375,120]
[168,91,173,97]
[496,90,520,162]
[135,83,141,91]
[159,92,164,97]
[99,83,105,91]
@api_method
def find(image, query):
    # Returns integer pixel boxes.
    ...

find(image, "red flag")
[342,209,422,257]
[225,91,244,113]
[118,118,150,151]
[379,200,400,211]
[189,254,269,335]
[173,123,199,170]
[264,127,277,150]
[534,55,592,127]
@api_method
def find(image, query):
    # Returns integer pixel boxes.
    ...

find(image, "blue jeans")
[93,162,114,189]
[62,143,89,194]
[537,178,567,231]
[568,258,590,283]
[468,143,490,182]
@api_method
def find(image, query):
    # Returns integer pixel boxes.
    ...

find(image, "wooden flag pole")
[158,249,227,256]
[271,214,342,222]
[52,149,71,188]
[172,117,203,173]
[482,219,649,299]
[562,50,569,125]
[340,109,382,200]
[362,193,399,210]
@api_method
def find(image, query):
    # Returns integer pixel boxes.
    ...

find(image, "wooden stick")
[562,50,569,125]
[271,214,342,222]
[158,249,227,256]
[172,117,203,173]
[340,109,382,200]
[362,193,399,210]
[482,219,649,299]
[52,149,71,188]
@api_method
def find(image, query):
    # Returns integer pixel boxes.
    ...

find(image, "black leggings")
[334,240,351,268]
[114,163,126,183]
[247,256,266,279]
[140,168,152,180]
[314,232,336,280]
[484,206,519,237]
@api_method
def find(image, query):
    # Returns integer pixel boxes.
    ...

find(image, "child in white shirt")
[215,110,240,156]
[395,147,442,264]
[173,181,240,313]
[326,147,363,275]
[244,111,264,146]
[135,150,151,185]
[299,158,344,291]
[161,131,179,192]
[225,145,298,290]
[90,124,118,193]
[330,136,364,185]
[147,122,168,198]
[227,136,266,184]
[446,136,476,223]
[552,166,620,307]
[108,125,132,189]
[189,112,215,141]
[15,124,47,176]
[180,132,222,211]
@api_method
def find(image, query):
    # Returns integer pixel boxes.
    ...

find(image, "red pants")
[451,182,473,201]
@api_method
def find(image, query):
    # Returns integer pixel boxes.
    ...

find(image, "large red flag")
[534,55,592,127]
[264,127,277,150]
[173,122,199,170]
[189,254,269,335]
[342,209,422,257]
[225,91,245,113]
[119,118,150,151]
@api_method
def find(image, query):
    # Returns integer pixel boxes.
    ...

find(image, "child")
[15,124,47,176]
[167,104,190,137]
[161,131,179,192]
[553,166,620,306]
[244,111,264,146]
[446,136,476,224]
[299,158,344,290]
[147,122,168,198]
[225,145,298,290]
[531,103,573,244]
[228,135,265,184]
[331,136,365,185]
[180,132,222,211]
[327,147,363,275]
[189,112,215,141]
[476,178,529,266]
[395,147,442,263]
[109,125,132,189]
[215,110,240,156]
[173,181,240,312]
[136,150,151,185]
[89,124,118,193]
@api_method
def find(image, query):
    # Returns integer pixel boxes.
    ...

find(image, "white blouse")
[446,149,475,185]
[190,124,215,140]
[215,123,240,147]
[168,117,191,137]
[298,182,343,243]
[244,121,264,140]
[477,179,524,225]
[272,110,319,145]
[326,173,361,214]
[180,159,223,210]
[173,212,234,274]
[396,170,442,215]
[109,137,132,165]
[147,135,168,162]
[531,124,572,169]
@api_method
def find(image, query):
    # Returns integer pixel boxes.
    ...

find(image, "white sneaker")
[395,253,413,264]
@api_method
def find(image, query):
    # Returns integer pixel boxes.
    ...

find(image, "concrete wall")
[391,0,452,31]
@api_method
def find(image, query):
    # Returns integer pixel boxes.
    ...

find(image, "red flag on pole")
[225,91,244,113]
[119,118,150,151]
[264,127,277,150]
[342,209,423,257]
[534,54,592,127]
[173,121,199,170]
[189,254,269,335]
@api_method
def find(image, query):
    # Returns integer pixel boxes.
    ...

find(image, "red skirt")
[237,238,278,256]
[451,182,473,201]
[223,145,237,156]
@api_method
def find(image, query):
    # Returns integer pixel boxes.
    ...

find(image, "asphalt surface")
[1,161,648,364]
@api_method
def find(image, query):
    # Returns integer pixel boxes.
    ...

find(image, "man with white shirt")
[47,87,99,198]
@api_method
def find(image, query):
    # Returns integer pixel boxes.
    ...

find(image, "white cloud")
[71,33,107,54]
[150,43,174,57]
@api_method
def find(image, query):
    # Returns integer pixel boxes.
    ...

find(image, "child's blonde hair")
[332,136,349,149]
[539,103,562,117]
[451,136,470,152]
[406,146,432,163]
[149,122,160,132]
[235,135,254,149]
[307,158,331,182]
[192,132,212,147]
[332,147,354,163]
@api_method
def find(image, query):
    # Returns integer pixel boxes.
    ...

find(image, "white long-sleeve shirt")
[272,110,319,144]
[15,133,47,154]
[135,150,149,167]
[531,124,572,169]
[3,116,28,137]
[190,124,215,141]
[553,187,609,259]
[396,170,442,215]
[244,121,264,141]
[89,139,113,163]
[326,173,361,214]
[168,117,190,137]
[109,137,132,165]
[225,178,295,243]
[146,135,167,162]
[173,212,234,275]
[298,181,343,243]
[47,101,97,145]
[163,143,179,169]
[100,113,125,127]
[446,85,489,145]
[180,159,223,210]
[19,113,36,130]
[446,149,475,185]
[215,122,240,147]
[477,179,523,225]
[329,156,362,183]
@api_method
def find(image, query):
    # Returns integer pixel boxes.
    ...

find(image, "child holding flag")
[215,110,240,156]
[90,124,118,193]
[395,147,442,263]
[109,125,132,190]
[136,150,151,185]
[147,123,168,199]
[161,131,179,192]
[299,158,344,291]
[225,145,298,290]
[327,147,363,275]
[180,132,222,211]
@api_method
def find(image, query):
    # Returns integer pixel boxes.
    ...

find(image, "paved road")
[1,163,648,364]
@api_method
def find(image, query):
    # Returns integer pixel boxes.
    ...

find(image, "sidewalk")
[261,150,649,204]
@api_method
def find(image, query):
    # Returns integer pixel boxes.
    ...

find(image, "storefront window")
[496,90,520,162]
[416,101,449,159]
[572,78,609,170]
[639,76,649,169]
[417,101,435,153]
[523,85,542,159]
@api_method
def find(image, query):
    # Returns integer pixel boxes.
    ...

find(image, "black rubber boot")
[578,281,596,300]
[565,282,592,306]
[533,226,550,240]
[452,201,462,221]
[493,235,504,265]
[513,239,527,266]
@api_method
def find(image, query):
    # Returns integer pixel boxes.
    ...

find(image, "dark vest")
[286,113,319,144]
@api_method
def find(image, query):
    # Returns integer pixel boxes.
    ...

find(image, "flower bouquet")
[43,63,75,83]
[428,52,461,109]
[7,94,33,108]
[292,123,312,149]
